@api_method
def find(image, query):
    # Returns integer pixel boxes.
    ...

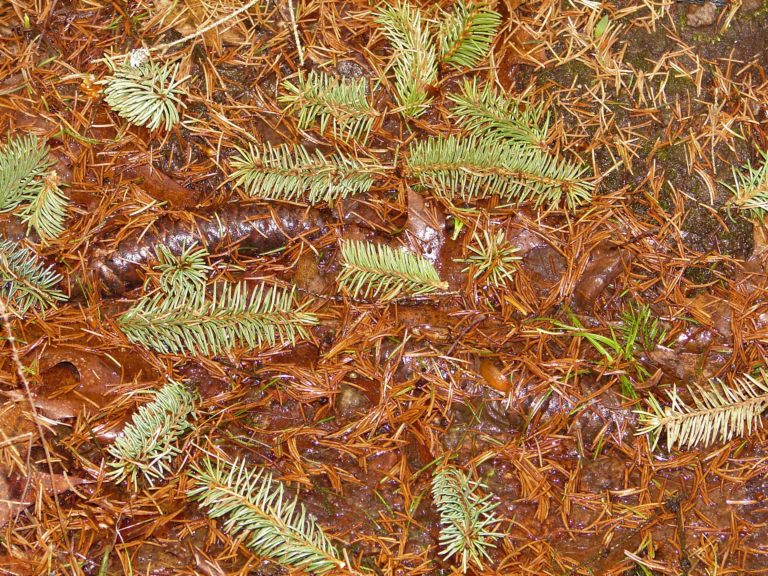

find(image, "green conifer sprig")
[154,243,211,294]
[432,466,502,574]
[107,380,197,487]
[725,150,768,220]
[117,282,317,356]
[18,171,68,241]
[188,456,346,574]
[459,229,520,287]
[376,1,438,118]
[449,80,549,148]
[636,373,768,450]
[280,71,377,142]
[100,55,188,131]
[437,1,501,70]
[229,143,381,205]
[0,134,54,213]
[337,239,448,300]
[406,135,592,209]
[0,240,66,316]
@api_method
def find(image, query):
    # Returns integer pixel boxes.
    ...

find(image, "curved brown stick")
[90,203,329,295]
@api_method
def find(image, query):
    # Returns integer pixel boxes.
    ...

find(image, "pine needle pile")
[100,54,187,131]
[432,466,501,574]
[337,239,448,300]
[228,143,381,204]
[188,456,346,574]
[280,71,377,142]
[459,229,521,287]
[117,282,317,356]
[437,1,501,70]
[0,240,66,316]
[725,149,768,219]
[107,381,197,487]
[407,135,593,209]
[636,374,768,450]
[376,1,438,118]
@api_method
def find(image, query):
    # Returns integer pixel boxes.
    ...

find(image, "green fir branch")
[107,380,197,487]
[406,135,592,209]
[18,170,69,241]
[432,466,502,574]
[280,71,377,142]
[155,243,211,295]
[449,80,549,148]
[338,239,448,300]
[437,1,501,70]
[376,1,438,118]
[228,143,381,205]
[117,282,317,356]
[0,240,66,317]
[100,55,188,131]
[636,374,768,450]
[0,134,53,212]
[188,456,346,574]
[459,229,520,287]
[725,149,768,220]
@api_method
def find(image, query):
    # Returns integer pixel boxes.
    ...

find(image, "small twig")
[287,0,305,67]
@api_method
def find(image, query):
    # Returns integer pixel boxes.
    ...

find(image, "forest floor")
[1,0,768,574]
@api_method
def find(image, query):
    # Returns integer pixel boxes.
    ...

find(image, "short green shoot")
[228,143,381,205]
[107,380,197,487]
[280,71,377,142]
[154,243,211,295]
[432,466,502,574]
[338,239,448,300]
[725,149,768,220]
[188,456,346,574]
[459,229,520,287]
[437,1,501,69]
[0,240,66,316]
[376,1,438,118]
[100,54,188,131]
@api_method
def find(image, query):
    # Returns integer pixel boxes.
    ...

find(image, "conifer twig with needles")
[19,170,68,241]
[154,243,211,295]
[458,229,520,287]
[337,239,448,300]
[188,456,346,574]
[0,134,54,213]
[376,1,438,118]
[436,1,501,69]
[280,71,377,142]
[228,143,382,205]
[107,381,197,487]
[636,374,768,450]
[117,282,317,356]
[724,149,768,220]
[406,135,592,209]
[432,465,502,574]
[0,240,66,317]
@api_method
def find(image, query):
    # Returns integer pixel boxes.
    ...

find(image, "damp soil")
[1,0,768,575]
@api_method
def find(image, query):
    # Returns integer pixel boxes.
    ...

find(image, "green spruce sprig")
[107,380,197,487]
[432,466,502,574]
[229,143,381,205]
[154,243,211,295]
[100,55,188,131]
[117,282,317,356]
[0,134,53,213]
[18,170,68,241]
[337,239,448,300]
[188,456,346,574]
[437,1,501,69]
[636,374,768,450]
[725,150,768,220]
[0,240,66,316]
[406,135,592,209]
[280,71,377,142]
[459,229,520,287]
[376,1,438,118]
[449,80,549,148]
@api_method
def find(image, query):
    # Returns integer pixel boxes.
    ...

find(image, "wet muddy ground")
[1,0,768,574]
